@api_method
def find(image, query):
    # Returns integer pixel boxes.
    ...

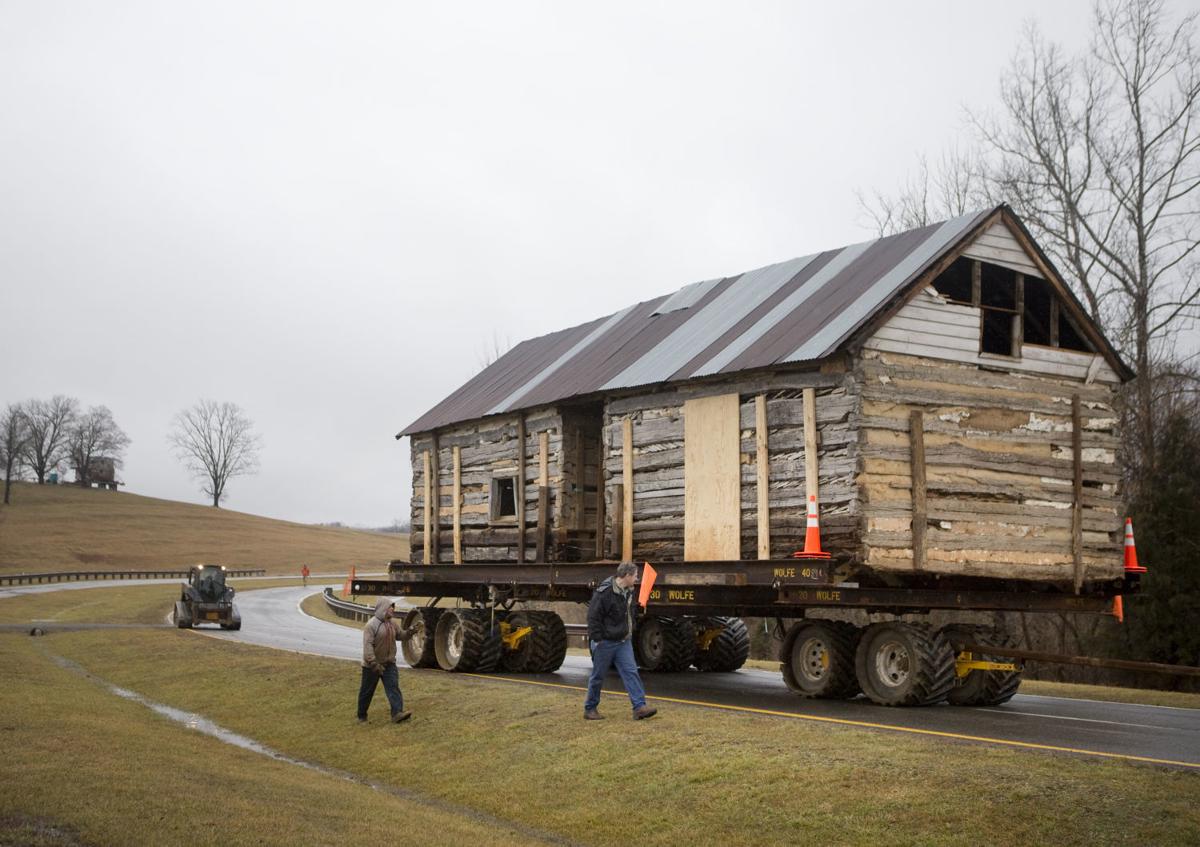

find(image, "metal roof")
[400,208,997,436]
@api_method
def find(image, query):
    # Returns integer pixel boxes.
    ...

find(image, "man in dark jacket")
[584,562,657,720]
[359,598,415,724]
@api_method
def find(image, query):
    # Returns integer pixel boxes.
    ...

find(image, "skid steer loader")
[173,564,241,630]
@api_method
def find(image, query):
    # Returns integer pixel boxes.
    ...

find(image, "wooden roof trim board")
[397,204,1131,437]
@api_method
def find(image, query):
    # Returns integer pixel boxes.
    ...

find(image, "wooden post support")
[611,483,624,560]
[537,431,550,562]
[422,450,432,565]
[452,445,462,564]
[622,417,634,561]
[756,394,770,560]
[1072,394,1083,592]
[429,432,440,564]
[594,455,606,560]
[909,410,927,571]
[516,415,527,564]
[802,388,819,505]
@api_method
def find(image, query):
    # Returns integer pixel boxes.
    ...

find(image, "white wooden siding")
[864,289,1120,384]
[961,219,1043,278]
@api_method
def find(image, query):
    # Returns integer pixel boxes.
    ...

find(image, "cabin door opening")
[560,404,603,561]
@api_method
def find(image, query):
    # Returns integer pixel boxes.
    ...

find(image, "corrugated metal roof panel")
[398,207,1009,436]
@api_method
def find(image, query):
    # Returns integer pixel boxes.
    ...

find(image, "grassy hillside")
[0,482,408,575]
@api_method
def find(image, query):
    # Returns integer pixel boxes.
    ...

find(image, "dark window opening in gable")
[1058,312,1090,352]
[980,264,1018,309]
[490,477,517,520]
[932,257,974,303]
[1023,277,1053,345]
[981,309,1017,356]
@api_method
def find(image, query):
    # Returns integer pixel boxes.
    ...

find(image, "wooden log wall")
[853,349,1123,581]
[409,407,564,563]
[600,371,856,561]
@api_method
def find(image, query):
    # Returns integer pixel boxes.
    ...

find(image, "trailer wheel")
[401,607,443,668]
[634,616,695,672]
[173,601,192,629]
[693,617,751,672]
[527,611,568,672]
[854,622,955,706]
[940,625,1023,707]
[781,621,861,698]
[433,608,502,673]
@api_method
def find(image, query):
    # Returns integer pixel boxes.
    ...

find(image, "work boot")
[357,715,367,723]
[391,710,412,723]
[633,705,658,720]
[584,709,604,720]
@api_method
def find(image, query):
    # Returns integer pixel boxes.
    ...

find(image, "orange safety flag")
[343,565,356,597]
[638,562,658,608]
[1112,595,1124,624]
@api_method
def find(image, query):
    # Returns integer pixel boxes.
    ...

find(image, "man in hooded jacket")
[584,562,658,720]
[359,598,415,723]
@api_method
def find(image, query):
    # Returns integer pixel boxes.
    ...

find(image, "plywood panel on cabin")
[683,392,741,560]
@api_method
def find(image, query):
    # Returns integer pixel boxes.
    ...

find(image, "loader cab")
[189,564,231,602]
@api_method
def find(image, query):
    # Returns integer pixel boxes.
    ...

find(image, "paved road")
[206,586,1200,770]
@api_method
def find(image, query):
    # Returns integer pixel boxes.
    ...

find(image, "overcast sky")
[1,1,1104,527]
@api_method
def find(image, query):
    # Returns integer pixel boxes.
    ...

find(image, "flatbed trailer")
[351,559,1140,707]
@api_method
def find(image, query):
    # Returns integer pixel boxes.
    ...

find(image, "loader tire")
[855,622,955,707]
[401,607,444,668]
[634,616,695,672]
[940,625,1023,707]
[781,620,861,698]
[434,608,502,673]
[693,617,751,672]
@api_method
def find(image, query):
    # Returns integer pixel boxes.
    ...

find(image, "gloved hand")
[398,626,414,640]
[371,662,385,675]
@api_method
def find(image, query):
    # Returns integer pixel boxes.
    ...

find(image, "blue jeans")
[358,663,404,718]
[584,638,646,713]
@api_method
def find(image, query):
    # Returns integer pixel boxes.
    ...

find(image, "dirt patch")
[69,553,109,565]
[0,814,93,846]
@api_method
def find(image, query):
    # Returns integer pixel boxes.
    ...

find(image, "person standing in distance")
[359,599,414,724]
[584,562,658,721]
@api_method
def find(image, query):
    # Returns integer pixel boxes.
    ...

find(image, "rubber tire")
[940,625,1023,707]
[693,617,751,672]
[401,607,444,668]
[434,608,502,673]
[527,611,568,672]
[780,620,861,698]
[174,601,192,629]
[634,616,695,672]
[854,622,956,707]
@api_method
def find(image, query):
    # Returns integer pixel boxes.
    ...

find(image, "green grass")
[0,481,408,575]
[5,626,1196,847]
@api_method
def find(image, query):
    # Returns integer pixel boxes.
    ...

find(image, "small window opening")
[981,310,1017,356]
[490,477,517,521]
[1058,312,1089,352]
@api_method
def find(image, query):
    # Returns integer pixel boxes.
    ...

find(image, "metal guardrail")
[0,568,267,586]
[322,588,589,639]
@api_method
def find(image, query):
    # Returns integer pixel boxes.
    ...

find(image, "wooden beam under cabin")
[756,393,770,560]
[909,410,927,572]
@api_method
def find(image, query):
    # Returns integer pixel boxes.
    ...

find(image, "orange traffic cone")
[1111,595,1124,623]
[1123,518,1147,574]
[792,494,831,559]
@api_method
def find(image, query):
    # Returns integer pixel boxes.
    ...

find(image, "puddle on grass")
[40,649,579,847]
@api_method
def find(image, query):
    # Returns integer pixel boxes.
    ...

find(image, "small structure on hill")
[75,457,122,491]
[397,204,1129,589]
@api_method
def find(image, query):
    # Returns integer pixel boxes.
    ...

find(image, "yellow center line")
[463,672,1200,770]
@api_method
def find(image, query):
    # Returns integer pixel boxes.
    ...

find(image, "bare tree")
[476,331,513,370]
[169,400,262,507]
[20,395,78,483]
[857,147,991,237]
[976,0,1200,462]
[68,406,131,486]
[1,403,30,505]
